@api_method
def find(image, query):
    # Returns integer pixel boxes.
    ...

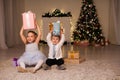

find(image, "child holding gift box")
[17,22,46,73]
[43,25,66,70]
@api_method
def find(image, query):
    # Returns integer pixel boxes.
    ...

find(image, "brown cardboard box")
[64,57,86,64]
[68,51,80,59]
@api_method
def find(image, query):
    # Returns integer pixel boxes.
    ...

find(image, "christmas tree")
[73,0,105,46]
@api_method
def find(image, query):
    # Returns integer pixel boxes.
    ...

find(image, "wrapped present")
[80,40,89,46]
[64,58,80,64]
[22,11,36,30]
[64,57,86,64]
[68,50,80,59]
[52,21,61,35]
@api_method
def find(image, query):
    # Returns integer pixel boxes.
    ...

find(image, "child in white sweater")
[43,29,66,70]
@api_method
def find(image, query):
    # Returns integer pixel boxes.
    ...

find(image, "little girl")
[17,22,46,73]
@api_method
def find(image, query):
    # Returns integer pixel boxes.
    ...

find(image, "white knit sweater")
[46,33,65,59]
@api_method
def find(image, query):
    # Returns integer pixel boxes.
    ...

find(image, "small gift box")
[64,58,80,64]
[68,50,80,59]
[64,57,86,64]
[80,40,89,46]
[52,21,61,35]
[22,11,36,30]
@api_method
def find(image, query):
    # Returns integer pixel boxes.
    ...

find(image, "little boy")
[43,29,66,70]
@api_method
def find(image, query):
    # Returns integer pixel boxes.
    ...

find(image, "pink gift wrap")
[22,11,36,29]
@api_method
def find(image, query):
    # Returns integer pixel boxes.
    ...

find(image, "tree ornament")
[84,7,87,10]
[94,37,97,40]
[87,31,89,33]
[105,39,109,46]
[89,4,93,8]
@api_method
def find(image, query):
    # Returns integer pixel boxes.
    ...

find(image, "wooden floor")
[0,44,120,75]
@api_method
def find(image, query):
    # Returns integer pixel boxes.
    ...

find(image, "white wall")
[24,0,109,39]
[24,0,81,25]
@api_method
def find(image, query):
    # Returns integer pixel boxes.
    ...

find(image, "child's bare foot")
[17,66,28,73]
[29,69,37,73]
[43,64,51,70]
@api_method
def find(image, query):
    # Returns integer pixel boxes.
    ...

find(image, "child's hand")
[50,29,53,33]
[60,28,64,34]
[49,23,53,33]
[34,20,38,27]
